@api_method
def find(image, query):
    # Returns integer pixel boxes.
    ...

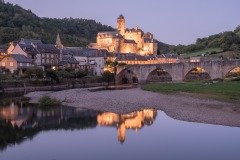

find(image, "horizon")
[4,0,240,46]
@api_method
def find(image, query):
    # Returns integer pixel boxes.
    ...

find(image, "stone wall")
[116,60,240,83]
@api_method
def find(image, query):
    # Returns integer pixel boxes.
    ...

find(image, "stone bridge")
[116,60,240,83]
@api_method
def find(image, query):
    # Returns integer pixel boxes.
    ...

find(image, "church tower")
[55,33,64,49]
[117,14,125,36]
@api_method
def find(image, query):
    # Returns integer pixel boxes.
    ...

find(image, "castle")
[89,15,158,56]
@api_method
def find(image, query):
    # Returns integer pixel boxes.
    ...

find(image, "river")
[0,99,240,160]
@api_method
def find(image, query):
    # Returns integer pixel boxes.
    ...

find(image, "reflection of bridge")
[116,60,240,83]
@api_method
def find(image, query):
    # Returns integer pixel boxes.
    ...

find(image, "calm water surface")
[0,99,240,160]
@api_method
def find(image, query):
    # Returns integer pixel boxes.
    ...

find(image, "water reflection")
[0,100,157,150]
[97,110,157,143]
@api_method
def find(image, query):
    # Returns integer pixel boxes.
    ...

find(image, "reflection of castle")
[89,15,158,56]
[97,109,157,143]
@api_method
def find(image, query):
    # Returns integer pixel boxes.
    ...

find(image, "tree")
[102,71,114,84]
[46,69,59,82]
[75,70,87,78]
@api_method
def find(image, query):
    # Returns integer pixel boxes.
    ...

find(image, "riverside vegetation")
[142,81,240,103]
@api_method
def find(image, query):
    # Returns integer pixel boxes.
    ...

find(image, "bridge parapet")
[116,60,240,83]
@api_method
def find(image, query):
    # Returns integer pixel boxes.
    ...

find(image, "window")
[20,63,22,66]
[2,62,5,66]
[10,62,13,66]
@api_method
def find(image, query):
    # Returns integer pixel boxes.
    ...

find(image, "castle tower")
[117,14,125,36]
[55,33,63,49]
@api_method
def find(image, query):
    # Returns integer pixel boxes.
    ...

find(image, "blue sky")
[5,0,240,45]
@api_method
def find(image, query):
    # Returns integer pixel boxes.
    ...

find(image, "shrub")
[76,70,87,78]
[38,95,61,107]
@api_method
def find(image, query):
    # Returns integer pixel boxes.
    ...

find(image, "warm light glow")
[52,66,56,70]
[97,109,157,143]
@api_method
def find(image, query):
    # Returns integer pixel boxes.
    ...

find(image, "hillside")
[174,26,240,56]
[0,1,172,53]
[0,1,114,46]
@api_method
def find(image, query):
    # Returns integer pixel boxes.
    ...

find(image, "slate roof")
[146,54,157,60]
[19,43,59,55]
[62,48,106,57]
[118,14,124,19]
[19,39,42,45]
[116,53,148,61]
[57,57,79,66]
[9,54,33,63]
[98,31,123,39]
[19,44,38,55]
[37,44,59,53]
[144,38,153,43]
[124,40,137,44]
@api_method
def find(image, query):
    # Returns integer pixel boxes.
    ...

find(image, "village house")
[57,57,79,71]
[11,39,60,70]
[62,47,107,76]
[0,54,33,74]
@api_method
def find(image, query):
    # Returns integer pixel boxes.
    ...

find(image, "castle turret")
[117,14,125,36]
[56,33,63,49]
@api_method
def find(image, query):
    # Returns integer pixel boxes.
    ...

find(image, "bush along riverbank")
[142,81,240,103]
[38,95,61,107]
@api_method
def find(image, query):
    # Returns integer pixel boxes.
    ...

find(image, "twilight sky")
[5,0,240,45]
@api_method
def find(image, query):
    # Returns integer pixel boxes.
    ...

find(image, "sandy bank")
[25,87,240,127]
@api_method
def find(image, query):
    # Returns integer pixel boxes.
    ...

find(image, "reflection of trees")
[97,109,158,143]
[0,104,98,151]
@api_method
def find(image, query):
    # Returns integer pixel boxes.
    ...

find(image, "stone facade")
[116,59,240,83]
[0,54,33,73]
[89,15,158,56]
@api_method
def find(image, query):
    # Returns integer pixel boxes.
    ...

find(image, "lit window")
[2,62,5,66]
[10,62,13,66]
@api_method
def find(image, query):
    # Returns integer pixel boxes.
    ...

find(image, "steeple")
[56,33,63,49]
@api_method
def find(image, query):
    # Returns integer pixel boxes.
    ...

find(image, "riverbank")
[25,87,240,127]
[142,81,240,103]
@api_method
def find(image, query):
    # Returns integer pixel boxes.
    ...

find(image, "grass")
[142,81,240,102]
[184,48,223,58]
[38,95,61,107]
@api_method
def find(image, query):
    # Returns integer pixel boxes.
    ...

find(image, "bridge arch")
[184,67,211,81]
[224,66,240,79]
[116,68,139,84]
[146,68,172,82]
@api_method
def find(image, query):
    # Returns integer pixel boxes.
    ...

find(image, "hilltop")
[174,26,240,58]
[1,1,238,56]
[0,1,172,53]
[0,1,114,46]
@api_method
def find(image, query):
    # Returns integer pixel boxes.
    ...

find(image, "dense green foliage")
[142,81,240,102]
[0,2,114,46]
[38,95,61,107]
[174,26,240,55]
[102,71,115,83]
[155,40,174,54]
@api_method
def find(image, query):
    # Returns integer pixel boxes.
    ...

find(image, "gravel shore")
[25,87,240,127]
